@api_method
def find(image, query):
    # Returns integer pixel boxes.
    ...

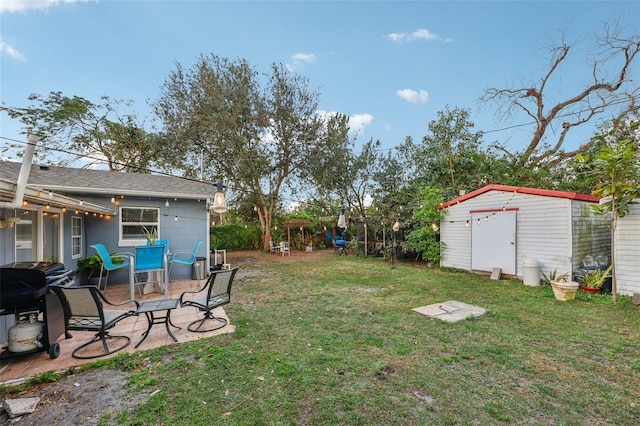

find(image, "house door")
[471,210,516,275]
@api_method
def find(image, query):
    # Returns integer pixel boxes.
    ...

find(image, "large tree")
[306,113,383,221]
[383,106,494,201]
[153,55,324,249]
[481,20,640,170]
[1,92,157,171]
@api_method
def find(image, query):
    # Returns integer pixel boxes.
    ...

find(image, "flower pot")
[550,280,579,301]
[581,286,600,294]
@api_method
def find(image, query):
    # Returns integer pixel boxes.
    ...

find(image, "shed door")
[471,210,516,275]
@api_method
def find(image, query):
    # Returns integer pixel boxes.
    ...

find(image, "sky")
[1,0,639,166]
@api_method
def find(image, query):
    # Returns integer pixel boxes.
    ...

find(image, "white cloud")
[396,89,429,104]
[317,110,374,135]
[387,33,405,43]
[0,0,93,13]
[0,40,25,60]
[408,28,439,41]
[348,113,373,134]
[386,28,450,44]
[292,53,316,63]
[286,52,316,72]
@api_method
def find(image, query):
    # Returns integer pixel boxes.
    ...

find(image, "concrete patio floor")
[0,277,234,385]
[0,248,334,385]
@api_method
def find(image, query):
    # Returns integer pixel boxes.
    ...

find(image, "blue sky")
[1,0,639,162]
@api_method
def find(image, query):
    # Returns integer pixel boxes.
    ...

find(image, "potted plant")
[548,271,579,301]
[76,254,104,285]
[580,265,613,294]
[76,253,125,285]
[139,224,157,245]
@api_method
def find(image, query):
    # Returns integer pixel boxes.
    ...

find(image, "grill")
[1,262,74,360]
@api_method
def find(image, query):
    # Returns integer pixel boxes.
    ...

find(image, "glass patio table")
[135,298,181,348]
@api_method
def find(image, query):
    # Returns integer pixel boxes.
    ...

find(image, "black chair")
[51,285,139,359]
[179,267,238,332]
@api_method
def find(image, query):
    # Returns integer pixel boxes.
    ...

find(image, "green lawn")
[26,254,640,424]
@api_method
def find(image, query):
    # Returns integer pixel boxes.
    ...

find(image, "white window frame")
[119,206,160,247]
[71,216,83,259]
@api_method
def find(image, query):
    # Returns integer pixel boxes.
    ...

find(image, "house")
[614,200,640,296]
[0,160,217,280]
[438,184,610,283]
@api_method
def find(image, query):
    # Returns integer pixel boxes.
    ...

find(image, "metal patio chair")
[51,285,138,359]
[179,267,238,332]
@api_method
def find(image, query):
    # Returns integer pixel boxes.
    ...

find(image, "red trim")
[470,207,519,213]
[438,184,599,210]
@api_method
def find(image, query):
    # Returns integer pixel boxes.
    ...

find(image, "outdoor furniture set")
[91,240,207,300]
[269,241,291,256]
[50,267,239,359]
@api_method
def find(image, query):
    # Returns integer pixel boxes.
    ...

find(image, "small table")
[135,298,181,348]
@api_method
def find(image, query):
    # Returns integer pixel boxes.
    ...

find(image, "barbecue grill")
[1,262,74,360]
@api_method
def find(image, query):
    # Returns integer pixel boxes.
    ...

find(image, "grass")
[13,254,640,424]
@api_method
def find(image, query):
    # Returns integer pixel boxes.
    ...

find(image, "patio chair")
[169,240,205,288]
[130,245,168,300]
[91,243,132,291]
[269,240,281,254]
[280,241,290,256]
[50,285,139,359]
[147,239,169,253]
[179,267,238,332]
[331,239,345,256]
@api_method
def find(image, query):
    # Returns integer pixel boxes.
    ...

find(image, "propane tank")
[8,313,44,353]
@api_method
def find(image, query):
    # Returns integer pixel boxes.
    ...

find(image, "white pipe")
[0,133,37,209]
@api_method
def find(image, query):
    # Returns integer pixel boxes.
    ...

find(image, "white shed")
[614,200,640,296]
[439,184,610,282]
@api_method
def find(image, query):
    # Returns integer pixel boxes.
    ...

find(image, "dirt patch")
[1,369,146,425]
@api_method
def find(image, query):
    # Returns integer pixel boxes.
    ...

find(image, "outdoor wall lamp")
[337,206,346,228]
[0,217,20,229]
[211,182,228,214]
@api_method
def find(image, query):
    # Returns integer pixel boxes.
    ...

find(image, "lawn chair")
[179,267,239,332]
[90,243,132,291]
[280,241,290,256]
[269,240,281,254]
[169,241,205,288]
[130,245,168,300]
[50,285,138,359]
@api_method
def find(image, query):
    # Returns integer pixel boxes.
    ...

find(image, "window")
[71,216,83,258]
[120,207,159,246]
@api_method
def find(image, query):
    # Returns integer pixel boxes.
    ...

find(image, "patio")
[0,276,234,385]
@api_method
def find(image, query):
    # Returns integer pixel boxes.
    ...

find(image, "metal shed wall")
[440,188,606,279]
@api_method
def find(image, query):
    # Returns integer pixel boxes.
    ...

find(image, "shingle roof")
[0,161,216,199]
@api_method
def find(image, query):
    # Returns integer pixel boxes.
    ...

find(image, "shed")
[438,184,610,282]
[614,200,640,296]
